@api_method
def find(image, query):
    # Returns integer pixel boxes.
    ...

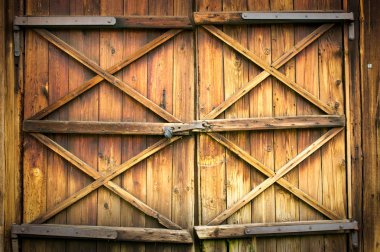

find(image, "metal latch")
[163,122,210,138]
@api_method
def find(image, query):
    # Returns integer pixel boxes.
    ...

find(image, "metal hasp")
[14,16,116,27]
[241,12,354,23]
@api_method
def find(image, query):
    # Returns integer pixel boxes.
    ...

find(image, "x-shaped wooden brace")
[28,28,186,229]
[199,23,343,225]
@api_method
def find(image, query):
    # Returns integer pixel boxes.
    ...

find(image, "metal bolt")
[368,63,373,69]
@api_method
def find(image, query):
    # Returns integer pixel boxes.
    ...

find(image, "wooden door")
[196,0,350,251]
[18,0,354,251]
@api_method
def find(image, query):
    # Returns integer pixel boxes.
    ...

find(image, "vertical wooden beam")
[222,0,252,250]
[271,0,300,251]
[172,1,195,252]
[246,0,276,251]
[45,0,69,250]
[146,1,175,252]
[293,1,324,251]
[23,1,48,251]
[66,1,99,251]
[0,0,5,249]
[197,0,226,251]
[347,0,363,250]
[318,0,347,251]
[121,1,148,251]
[97,1,123,251]
[362,0,380,251]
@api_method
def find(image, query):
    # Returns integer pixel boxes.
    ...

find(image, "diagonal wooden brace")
[207,127,343,225]
[30,133,182,227]
[202,24,335,115]
[204,23,335,119]
[33,28,181,123]
[208,132,340,220]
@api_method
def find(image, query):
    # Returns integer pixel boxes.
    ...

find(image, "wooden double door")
[21,0,350,251]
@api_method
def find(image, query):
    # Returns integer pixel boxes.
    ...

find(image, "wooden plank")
[222,0,252,251]
[23,1,49,251]
[205,23,334,120]
[121,2,148,251]
[194,220,358,239]
[97,2,123,251]
[114,16,192,28]
[362,0,380,251]
[293,1,324,251]
[200,115,345,131]
[30,133,181,230]
[145,2,175,252]
[193,11,352,25]
[172,1,195,252]
[12,224,193,243]
[4,0,22,250]
[202,24,334,114]
[246,1,275,251]
[208,132,340,220]
[0,0,5,249]
[23,120,188,135]
[270,2,299,251]
[317,1,347,251]
[347,0,363,249]
[207,128,343,225]
[196,0,226,251]
[65,2,99,251]
[31,135,181,225]
[15,15,192,29]
[45,0,69,250]
[34,28,182,123]
[30,28,183,120]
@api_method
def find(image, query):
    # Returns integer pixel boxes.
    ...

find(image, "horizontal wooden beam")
[194,220,358,240]
[23,116,344,135]
[15,16,193,29]
[23,120,189,135]
[194,11,353,25]
[201,115,345,132]
[12,224,193,243]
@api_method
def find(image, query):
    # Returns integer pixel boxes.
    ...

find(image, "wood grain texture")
[362,0,380,251]
[293,1,324,251]
[121,3,149,251]
[23,1,49,251]
[65,1,99,251]
[172,1,195,252]
[196,0,227,251]
[0,1,4,248]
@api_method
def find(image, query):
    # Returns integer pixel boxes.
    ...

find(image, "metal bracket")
[163,122,209,138]
[349,22,355,40]
[241,12,354,23]
[13,26,20,57]
[14,16,116,27]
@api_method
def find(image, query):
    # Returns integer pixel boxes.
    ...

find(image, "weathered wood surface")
[194,220,358,239]
[362,0,380,251]
[12,224,193,243]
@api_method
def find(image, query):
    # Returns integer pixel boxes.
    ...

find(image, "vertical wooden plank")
[0,0,5,249]
[66,1,99,251]
[246,0,276,250]
[146,1,174,252]
[97,1,123,251]
[293,1,324,251]
[221,0,253,251]
[172,1,195,252]
[121,1,148,252]
[45,0,69,251]
[270,1,300,252]
[196,0,226,251]
[347,0,363,249]
[362,0,380,251]
[4,0,22,250]
[23,0,49,251]
[318,0,347,251]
